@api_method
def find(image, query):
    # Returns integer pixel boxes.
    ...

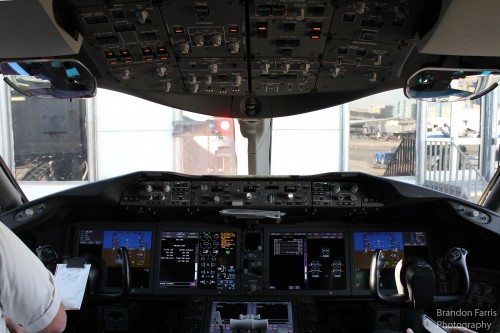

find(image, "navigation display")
[77,229,153,289]
[158,231,238,291]
[352,231,429,291]
[267,232,347,293]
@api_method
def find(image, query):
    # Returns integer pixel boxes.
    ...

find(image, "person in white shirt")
[0,222,66,333]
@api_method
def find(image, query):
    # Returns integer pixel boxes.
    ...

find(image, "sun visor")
[0,0,82,59]
[417,0,500,56]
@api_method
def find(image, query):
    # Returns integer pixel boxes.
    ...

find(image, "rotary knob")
[194,35,204,47]
[145,184,153,192]
[287,193,294,200]
[351,185,359,193]
[179,42,190,55]
[230,42,240,54]
[282,63,291,74]
[209,63,218,74]
[163,184,171,192]
[333,183,341,193]
[261,63,270,74]
[212,34,222,46]
[137,9,148,24]
[214,195,220,203]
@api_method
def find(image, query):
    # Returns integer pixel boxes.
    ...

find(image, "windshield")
[1,78,498,203]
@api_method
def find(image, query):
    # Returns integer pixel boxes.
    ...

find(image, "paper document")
[54,263,91,310]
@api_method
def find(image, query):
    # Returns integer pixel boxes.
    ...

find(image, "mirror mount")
[0,59,96,99]
[404,67,500,102]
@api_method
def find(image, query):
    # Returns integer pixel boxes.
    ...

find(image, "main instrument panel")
[73,223,436,297]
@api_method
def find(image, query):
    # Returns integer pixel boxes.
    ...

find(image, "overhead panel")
[160,0,248,96]
[74,1,184,93]
[317,0,428,93]
[249,0,334,95]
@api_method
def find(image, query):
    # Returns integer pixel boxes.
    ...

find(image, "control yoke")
[369,247,469,308]
[84,246,131,301]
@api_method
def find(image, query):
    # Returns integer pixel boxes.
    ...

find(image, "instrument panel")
[3,172,500,333]
[73,223,437,297]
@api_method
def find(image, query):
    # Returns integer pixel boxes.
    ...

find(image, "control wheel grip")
[434,247,469,305]
[369,248,470,308]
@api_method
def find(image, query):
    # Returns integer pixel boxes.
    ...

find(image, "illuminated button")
[312,22,323,31]
[228,25,239,33]
[311,31,321,39]
[142,47,153,55]
[173,26,185,34]
[156,46,169,60]
[256,22,268,33]
[120,49,131,57]
[104,50,116,59]
[142,48,154,62]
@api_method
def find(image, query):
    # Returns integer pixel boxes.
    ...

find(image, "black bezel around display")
[73,223,156,295]
[264,226,351,296]
[349,226,434,296]
[154,225,241,295]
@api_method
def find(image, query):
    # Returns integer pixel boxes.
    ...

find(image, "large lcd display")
[353,231,429,291]
[158,231,237,291]
[77,229,153,290]
[267,232,347,292]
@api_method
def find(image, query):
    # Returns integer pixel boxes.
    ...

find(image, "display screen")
[268,232,347,291]
[353,231,429,290]
[208,301,293,333]
[77,229,153,289]
[159,231,237,290]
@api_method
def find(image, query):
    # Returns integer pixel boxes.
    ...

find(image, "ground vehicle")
[1,1,500,333]
[374,148,396,165]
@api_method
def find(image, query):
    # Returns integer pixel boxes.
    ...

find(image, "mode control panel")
[121,181,191,206]
[119,179,380,209]
[192,181,311,207]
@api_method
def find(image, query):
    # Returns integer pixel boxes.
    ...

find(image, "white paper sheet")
[54,263,91,310]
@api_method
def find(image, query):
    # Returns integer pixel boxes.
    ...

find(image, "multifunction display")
[159,231,237,290]
[208,301,293,333]
[268,232,347,291]
[77,229,153,289]
[353,231,429,290]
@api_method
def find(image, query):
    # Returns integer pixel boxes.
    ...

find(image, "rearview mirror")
[404,68,500,102]
[0,59,96,99]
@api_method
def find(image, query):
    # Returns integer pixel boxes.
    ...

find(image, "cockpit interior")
[0,1,500,333]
